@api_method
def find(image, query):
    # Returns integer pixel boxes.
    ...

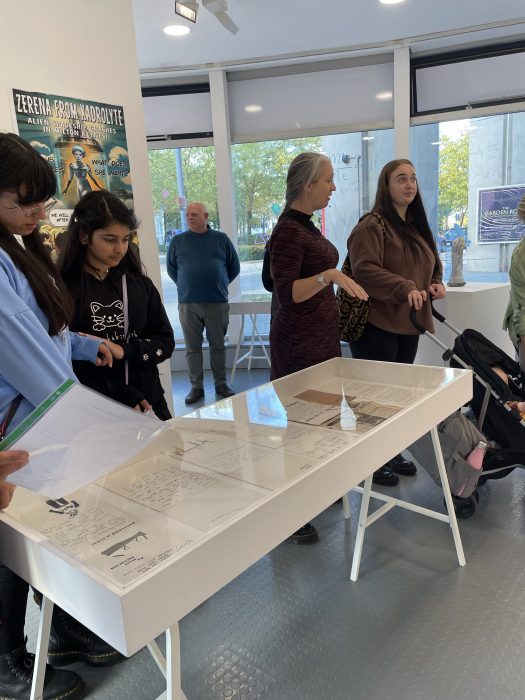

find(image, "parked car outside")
[439,224,469,252]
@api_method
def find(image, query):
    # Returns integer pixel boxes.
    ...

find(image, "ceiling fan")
[176,0,239,35]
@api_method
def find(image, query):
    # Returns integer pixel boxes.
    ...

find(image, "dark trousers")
[0,565,28,654]
[350,322,420,364]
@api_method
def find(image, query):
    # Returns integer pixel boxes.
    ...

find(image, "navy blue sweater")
[166,227,240,303]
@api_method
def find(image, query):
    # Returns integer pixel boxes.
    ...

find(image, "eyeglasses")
[1,196,47,219]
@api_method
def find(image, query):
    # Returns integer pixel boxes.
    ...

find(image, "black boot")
[33,594,125,668]
[0,642,84,700]
[372,465,399,486]
[388,453,417,476]
[444,493,477,519]
[47,607,126,668]
[286,523,319,544]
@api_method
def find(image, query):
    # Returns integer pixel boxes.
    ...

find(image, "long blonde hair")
[284,152,330,209]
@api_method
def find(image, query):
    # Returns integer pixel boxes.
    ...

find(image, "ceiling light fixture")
[380,0,406,4]
[175,1,197,22]
[376,91,393,100]
[163,24,191,36]
[245,104,262,113]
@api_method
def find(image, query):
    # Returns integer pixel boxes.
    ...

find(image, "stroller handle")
[409,300,447,334]
[409,306,427,334]
[430,300,446,324]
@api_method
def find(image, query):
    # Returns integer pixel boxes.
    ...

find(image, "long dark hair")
[58,190,142,281]
[0,132,74,335]
[372,158,440,264]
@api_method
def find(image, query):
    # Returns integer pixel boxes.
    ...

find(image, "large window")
[148,146,217,339]
[231,137,321,303]
[231,129,395,337]
[148,113,525,347]
[411,110,525,283]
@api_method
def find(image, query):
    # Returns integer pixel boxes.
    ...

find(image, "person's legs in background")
[179,303,206,404]
[204,302,235,398]
[350,323,419,486]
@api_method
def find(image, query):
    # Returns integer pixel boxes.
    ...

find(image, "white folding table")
[228,296,271,381]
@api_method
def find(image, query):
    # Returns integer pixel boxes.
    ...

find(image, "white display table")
[0,358,472,699]
[228,294,271,381]
[416,282,513,366]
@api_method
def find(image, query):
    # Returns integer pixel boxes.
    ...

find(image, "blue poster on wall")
[477,185,525,244]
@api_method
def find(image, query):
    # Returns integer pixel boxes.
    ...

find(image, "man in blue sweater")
[167,202,240,404]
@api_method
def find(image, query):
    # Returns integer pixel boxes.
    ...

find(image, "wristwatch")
[316,273,328,287]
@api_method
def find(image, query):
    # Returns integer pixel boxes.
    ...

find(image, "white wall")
[0,0,173,409]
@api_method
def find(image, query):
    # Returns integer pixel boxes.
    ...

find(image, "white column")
[394,44,411,158]
[209,68,241,349]
[209,70,238,250]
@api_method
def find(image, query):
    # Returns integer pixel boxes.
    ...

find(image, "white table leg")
[251,314,271,367]
[166,624,187,700]
[350,475,373,582]
[30,595,53,700]
[342,493,351,520]
[148,639,167,677]
[153,623,188,700]
[230,314,245,383]
[431,426,466,566]
[248,315,256,371]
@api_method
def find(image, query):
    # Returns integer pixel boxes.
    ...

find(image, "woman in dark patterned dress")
[269,152,368,543]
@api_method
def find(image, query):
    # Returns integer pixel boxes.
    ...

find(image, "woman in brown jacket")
[348,158,445,486]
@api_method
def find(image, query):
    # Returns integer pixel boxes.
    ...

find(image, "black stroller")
[410,303,525,496]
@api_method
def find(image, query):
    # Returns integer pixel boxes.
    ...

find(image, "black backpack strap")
[0,395,23,442]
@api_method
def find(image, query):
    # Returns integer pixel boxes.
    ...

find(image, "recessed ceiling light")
[380,0,405,4]
[245,104,262,113]
[376,91,393,100]
[362,136,375,141]
[163,24,191,36]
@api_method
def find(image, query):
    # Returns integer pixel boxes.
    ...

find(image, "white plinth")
[415,282,513,367]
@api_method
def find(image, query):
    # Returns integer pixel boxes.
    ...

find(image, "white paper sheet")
[3,383,166,497]
[101,453,271,533]
[7,483,202,587]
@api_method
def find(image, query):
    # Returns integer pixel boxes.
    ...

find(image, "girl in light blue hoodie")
[0,133,125,700]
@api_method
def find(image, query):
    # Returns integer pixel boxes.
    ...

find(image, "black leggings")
[350,322,420,364]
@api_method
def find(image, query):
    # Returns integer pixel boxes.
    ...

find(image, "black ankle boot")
[444,493,477,519]
[0,642,84,700]
[33,594,125,668]
[47,607,125,668]
[388,453,417,476]
[372,465,399,486]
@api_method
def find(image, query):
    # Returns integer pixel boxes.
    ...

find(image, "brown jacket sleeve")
[348,216,416,304]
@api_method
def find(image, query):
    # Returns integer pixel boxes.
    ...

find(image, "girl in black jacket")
[59,190,175,420]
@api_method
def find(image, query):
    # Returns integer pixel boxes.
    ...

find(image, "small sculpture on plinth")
[448,237,467,287]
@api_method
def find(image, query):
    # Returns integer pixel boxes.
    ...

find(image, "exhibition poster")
[12,88,134,251]
[477,184,525,244]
